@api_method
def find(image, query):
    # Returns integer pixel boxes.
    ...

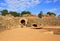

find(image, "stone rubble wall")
[0,15,60,32]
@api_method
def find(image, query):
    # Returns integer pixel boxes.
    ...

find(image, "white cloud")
[45,0,58,3]
[53,0,58,3]
[0,3,7,7]
[49,8,57,12]
[45,0,52,3]
[0,0,41,11]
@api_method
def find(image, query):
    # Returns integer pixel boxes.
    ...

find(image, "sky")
[0,0,60,15]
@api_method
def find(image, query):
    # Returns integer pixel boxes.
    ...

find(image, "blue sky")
[0,0,60,15]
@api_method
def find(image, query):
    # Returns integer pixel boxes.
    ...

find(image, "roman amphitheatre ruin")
[0,14,60,41]
[0,14,60,30]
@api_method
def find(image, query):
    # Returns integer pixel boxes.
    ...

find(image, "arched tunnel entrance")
[20,18,28,27]
[21,20,25,25]
[32,24,37,27]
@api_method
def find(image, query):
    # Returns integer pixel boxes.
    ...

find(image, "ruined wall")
[25,17,60,28]
[0,15,21,32]
[0,14,60,32]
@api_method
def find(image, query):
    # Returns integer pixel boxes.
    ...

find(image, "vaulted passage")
[21,20,25,25]
[32,24,37,27]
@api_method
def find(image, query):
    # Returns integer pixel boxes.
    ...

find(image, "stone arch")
[21,20,25,25]
[32,23,38,27]
[19,18,28,26]
[32,24,37,27]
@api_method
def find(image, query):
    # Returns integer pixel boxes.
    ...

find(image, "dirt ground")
[0,27,60,41]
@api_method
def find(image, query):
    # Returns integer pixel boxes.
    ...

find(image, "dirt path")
[0,28,60,41]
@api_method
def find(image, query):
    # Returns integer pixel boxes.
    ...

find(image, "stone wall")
[0,15,60,32]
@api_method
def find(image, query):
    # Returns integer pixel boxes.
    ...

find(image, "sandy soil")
[0,27,60,41]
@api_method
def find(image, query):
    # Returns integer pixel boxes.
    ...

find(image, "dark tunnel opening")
[21,20,25,25]
[33,24,37,27]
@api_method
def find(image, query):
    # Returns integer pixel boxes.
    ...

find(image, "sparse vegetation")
[38,11,43,18]
[9,11,20,17]
[0,10,21,17]
[0,10,8,16]
[21,11,31,16]
[47,12,56,16]
[0,9,60,32]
